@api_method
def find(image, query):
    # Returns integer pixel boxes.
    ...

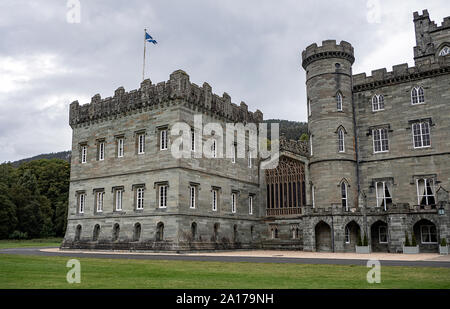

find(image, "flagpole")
[142,28,146,81]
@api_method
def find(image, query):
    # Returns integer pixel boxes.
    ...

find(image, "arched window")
[344,226,350,243]
[156,222,164,241]
[439,46,450,56]
[75,225,82,241]
[133,223,141,242]
[411,86,425,104]
[341,182,348,210]
[336,92,343,111]
[191,222,197,240]
[112,223,120,241]
[93,224,100,241]
[338,128,345,152]
[372,94,385,111]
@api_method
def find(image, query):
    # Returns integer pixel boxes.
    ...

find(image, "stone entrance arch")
[371,220,388,252]
[344,220,360,250]
[315,221,332,252]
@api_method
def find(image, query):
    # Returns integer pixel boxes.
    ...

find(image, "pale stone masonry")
[63,9,450,253]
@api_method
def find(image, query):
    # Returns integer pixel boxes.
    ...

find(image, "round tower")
[301,40,357,210]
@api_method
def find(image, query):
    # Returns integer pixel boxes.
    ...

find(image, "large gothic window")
[372,94,385,111]
[265,157,305,215]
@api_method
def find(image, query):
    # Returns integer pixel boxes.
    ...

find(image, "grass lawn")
[0,254,449,289]
[0,238,62,249]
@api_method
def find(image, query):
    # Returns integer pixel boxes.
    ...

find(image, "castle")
[62,9,450,253]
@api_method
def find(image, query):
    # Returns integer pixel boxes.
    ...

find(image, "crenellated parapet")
[301,40,354,69]
[352,57,450,92]
[279,136,309,158]
[69,70,263,127]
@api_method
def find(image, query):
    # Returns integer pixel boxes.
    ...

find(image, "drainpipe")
[350,67,366,235]
[331,215,335,252]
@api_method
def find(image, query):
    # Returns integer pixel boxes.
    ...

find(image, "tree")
[0,184,17,238]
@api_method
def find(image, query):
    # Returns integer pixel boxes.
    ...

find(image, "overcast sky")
[0,0,448,162]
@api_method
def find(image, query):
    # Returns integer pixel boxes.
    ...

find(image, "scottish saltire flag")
[145,31,157,44]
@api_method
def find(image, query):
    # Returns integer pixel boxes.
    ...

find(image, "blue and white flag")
[145,31,157,44]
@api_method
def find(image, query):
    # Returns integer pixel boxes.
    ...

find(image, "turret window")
[338,128,345,152]
[341,182,348,210]
[372,94,385,111]
[411,86,425,104]
[336,92,343,111]
[439,46,450,56]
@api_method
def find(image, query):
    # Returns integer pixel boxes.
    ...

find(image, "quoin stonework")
[62,9,450,253]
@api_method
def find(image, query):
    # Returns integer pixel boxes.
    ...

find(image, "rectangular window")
[231,193,237,213]
[248,151,252,168]
[78,193,86,214]
[248,195,253,215]
[160,129,168,150]
[136,187,144,210]
[212,140,217,158]
[115,189,123,211]
[81,145,87,163]
[191,130,195,152]
[117,138,124,158]
[190,186,196,209]
[212,189,218,211]
[231,145,236,163]
[137,133,145,154]
[416,178,436,206]
[159,185,167,208]
[98,141,105,161]
[375,181,392,210]
[96,191,104,212]
[412,122,431,148]
[379,226,388,243]
[373,128,389,153]
[311,185,315,208]
[420,225,437,244]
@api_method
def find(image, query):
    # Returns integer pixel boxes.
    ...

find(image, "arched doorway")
[156,222,164,241]
[315,221,332,252]
[413,219,438,252]
[371,220,388,252]
[344,221,360,250]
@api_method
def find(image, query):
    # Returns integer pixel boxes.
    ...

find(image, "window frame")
[189,185,196,209]
[412,121,431,149]
[212,188,218,211]
[379,226,388,244]
[95,190,104,213]
[344,226,350,244]
[420,225,438,244]
[341,182,348,210]
[117,137,124,158]
[336,92,343,111]
[372,94,385,112]
[78,192,86,214]
[160,129,168,151]
[136,187,145,210]
[411,86,425,105]
[98,141,105,161]
[158,185,168,208]
[338,128,345,153]
[248,195,253,215]
[137,133,145,154]
[115,188,123,211]
[81,145,87,164]
[375,181,392,211]
[231,192,237,214]
[416,178,436,206]
[372,128,389,153]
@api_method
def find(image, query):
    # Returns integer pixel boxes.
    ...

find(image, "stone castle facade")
[62,9,450,253]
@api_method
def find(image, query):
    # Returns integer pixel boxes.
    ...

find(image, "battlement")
[279,136,309,158]
[301,40,354,69]
[69,70,263,127]
[414,9,450,32]
[352,56,450,91]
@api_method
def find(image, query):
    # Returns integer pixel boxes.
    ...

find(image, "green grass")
[0,238,62,249]
[0,254,449,289]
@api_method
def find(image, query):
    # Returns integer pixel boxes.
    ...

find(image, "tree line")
[0,159,70,239]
